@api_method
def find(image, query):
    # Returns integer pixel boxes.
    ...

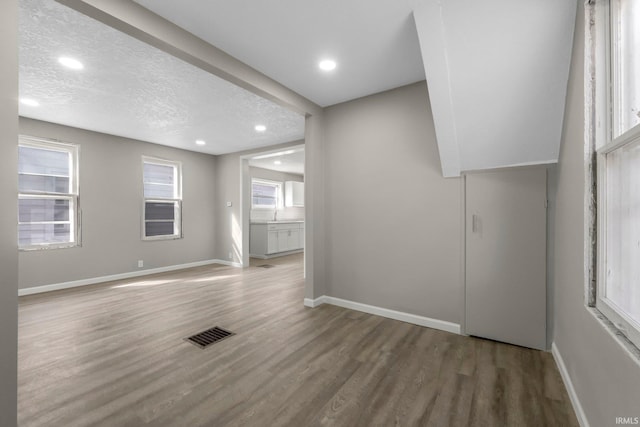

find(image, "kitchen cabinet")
[277,229,289,252]
[267,230,278,254]
[285,181,304,207]
[284,227,300,252]
[250,221,304,258]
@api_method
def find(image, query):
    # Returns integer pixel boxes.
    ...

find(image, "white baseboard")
[303,296,328,308]
[250,249,304,260]
[18,259,241,296]
[304,295,460,334]
[214,259,244,268]
[551,342,590,427]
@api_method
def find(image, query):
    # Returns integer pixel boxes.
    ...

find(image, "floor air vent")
[257,264,275,269]
[185,326,235,349]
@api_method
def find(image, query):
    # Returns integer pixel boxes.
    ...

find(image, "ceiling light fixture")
[255,125,267,132]
[195,139,206,146]
[274,160,282,165]
[319,59,337,71]
[19,98,39,107]
[58,57,84,70]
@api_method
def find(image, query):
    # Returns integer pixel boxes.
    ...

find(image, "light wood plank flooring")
[18,254,578,426]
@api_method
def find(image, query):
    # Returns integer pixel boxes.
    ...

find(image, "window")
[18,136,79,249]
[251,179,282,209]
[142,157,182,240]
[595,0,640,348]
[610,0,640,138]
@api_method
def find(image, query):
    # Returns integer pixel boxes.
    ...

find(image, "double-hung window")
[251,179,282,209]
[595,0,640,348]
[18,136,79,249]
[142,157,182,240]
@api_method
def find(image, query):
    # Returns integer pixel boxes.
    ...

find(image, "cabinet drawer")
[268,223,302,231]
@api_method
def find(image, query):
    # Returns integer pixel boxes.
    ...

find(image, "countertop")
[250,220,305,224]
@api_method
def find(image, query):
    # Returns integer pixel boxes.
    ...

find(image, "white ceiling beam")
[55,0,323,118]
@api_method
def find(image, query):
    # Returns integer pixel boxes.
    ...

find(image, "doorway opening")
[240,144,305,274]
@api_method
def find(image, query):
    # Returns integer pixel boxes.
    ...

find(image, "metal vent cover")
[257,264,275,269]
[185,326,235,349]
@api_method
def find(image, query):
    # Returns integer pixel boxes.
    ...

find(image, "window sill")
[588,306,640,366]
[19,243,79,252]
[142,235,183,242]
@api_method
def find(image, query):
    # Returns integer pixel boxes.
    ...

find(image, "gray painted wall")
[19,118,218,290]
[304,113,326,299]
[323,82,463,324]
[550,3,640,426]
[1,0,18,424]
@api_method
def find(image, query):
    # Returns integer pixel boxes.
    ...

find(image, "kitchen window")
[142,157,182,240]
[595,0,640,349]
[251,179,281,209]
[18,136,79,250]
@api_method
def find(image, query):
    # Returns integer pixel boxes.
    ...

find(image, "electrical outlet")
[228,252,233,260]
[137,260,144,268]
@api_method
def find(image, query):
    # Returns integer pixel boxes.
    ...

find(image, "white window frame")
[251,178,282,210]
[594,0,640,349]
[18,136,80,250]
[142,156,183,241]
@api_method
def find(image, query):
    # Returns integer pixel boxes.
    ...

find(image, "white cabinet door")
[288,228,300,250]
[285,181,304,207]
[267,230,278,254]
[277,229,289,252]
[465,169,547,350]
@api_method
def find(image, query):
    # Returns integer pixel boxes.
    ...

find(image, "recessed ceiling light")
[19,98,39,107]
[255,125,267,132]
[195,139,206,146]
[319,59,337,71]
[58,57,84,70]
[274,160,282,165]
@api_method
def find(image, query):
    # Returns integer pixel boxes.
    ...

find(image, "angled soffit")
[414,0,577,177]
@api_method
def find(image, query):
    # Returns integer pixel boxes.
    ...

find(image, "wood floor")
[18,254,578,427]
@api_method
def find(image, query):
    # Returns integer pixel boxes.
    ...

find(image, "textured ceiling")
[132,0,426,107]
[19,0,305,155]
